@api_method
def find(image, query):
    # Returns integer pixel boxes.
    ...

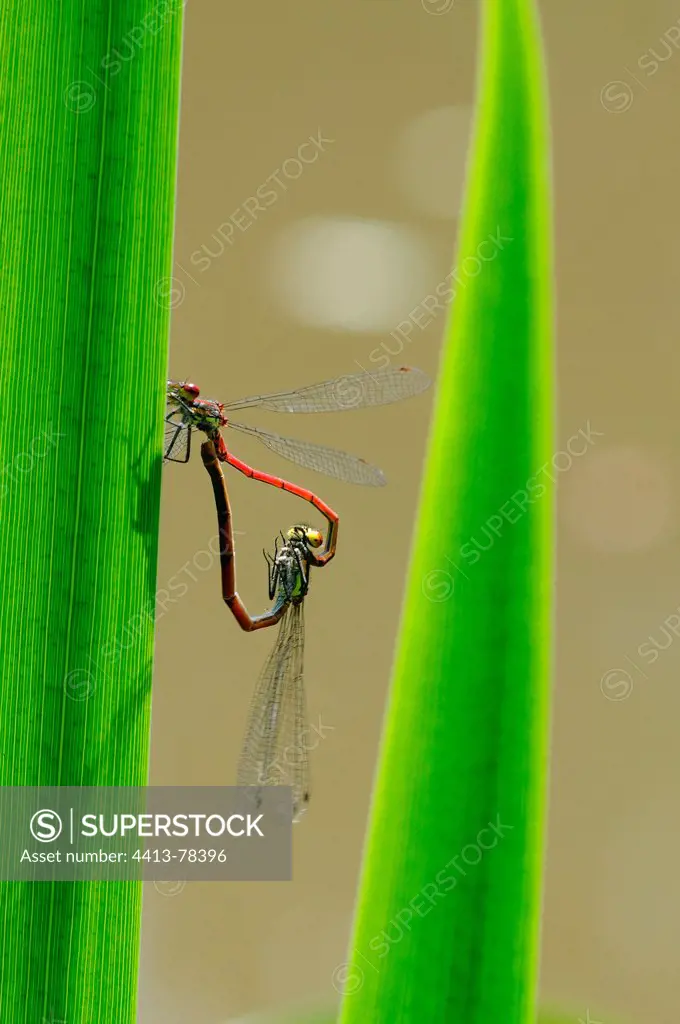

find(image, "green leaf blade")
[0,3,183,1021]
[339,0,554,1021]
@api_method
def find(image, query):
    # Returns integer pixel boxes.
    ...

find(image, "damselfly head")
[168,379,200,401]
[287,524,322,548]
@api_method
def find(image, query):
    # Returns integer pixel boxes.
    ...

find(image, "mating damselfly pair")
[164,366,431,819]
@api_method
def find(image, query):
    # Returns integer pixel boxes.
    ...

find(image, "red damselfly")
[164,367,431,504]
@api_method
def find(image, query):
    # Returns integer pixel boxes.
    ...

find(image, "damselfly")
[164,366,431,502]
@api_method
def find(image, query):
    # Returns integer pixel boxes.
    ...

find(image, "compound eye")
[183,382,200,398]
[305,529,323,548]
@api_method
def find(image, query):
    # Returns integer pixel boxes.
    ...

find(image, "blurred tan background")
[138,2,680,1021]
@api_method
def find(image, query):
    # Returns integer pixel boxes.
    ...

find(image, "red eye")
[183,382,200,398]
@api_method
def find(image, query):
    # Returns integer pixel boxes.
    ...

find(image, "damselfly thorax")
[266,525,324,606]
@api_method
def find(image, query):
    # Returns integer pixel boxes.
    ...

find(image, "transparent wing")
[228,421,386,486]
[237,603,309,822]
[164,414,191,463]
[164,386,196,463]
[222,366,431,414]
